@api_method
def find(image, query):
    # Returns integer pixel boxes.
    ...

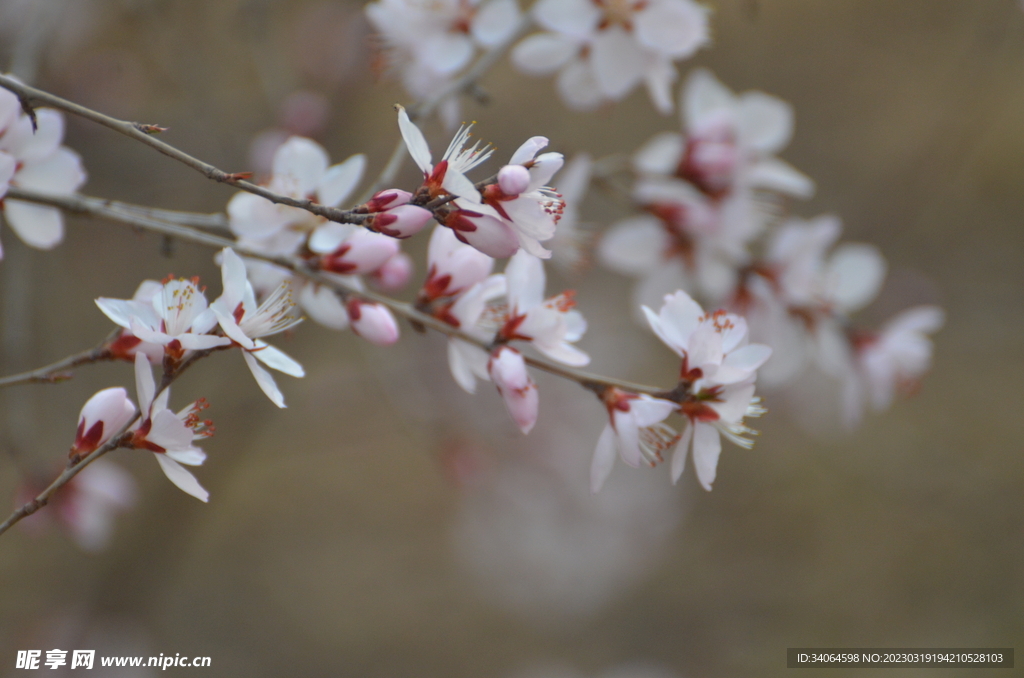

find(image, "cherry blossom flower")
[498,250,589,366]
[128,354,212,502]
[58,460,137,552]
[0,83,87,258]
[96,276,231,361]
[634,69,814,199]
[210,248,305,408]
[103,280,166,364]
[488,346,539,433]
[367,0,521,124]
[741,215,887,385]
[590,389,678,493]
[511,0,709,113]
[841,305,944,428]
[600,70,815,310]
[369,251,414,291]
[480,136,565,258]
[419,225,495,304]
[70,387,136,459]
[642,290,771,490]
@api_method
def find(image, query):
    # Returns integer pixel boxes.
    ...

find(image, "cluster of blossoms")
[1,0,945,554]
[0,80,85,257]
[366,0,522,127]
[68,247,307,502]
[365,0,711,119]
[598,69,942,429]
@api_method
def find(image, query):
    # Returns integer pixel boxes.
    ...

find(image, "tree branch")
[0,74,368,226]
[8,186,665,397]
[0,333,117,388]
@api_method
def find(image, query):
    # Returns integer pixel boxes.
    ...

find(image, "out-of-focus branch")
[8,187,664,397]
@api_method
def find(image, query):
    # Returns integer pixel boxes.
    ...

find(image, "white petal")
[14,147,86,194]
[298,283,350,330]
[420,33,474,75]
[556,58,604,111]
[634,132,684,175]
[397,105,433,174]
[448,339,479,393]
[251,342,305,377]
[691,422,721,491]
[590,26,645,99]
[510,136,549,166]
[598,215,669,275]
[634,0,709,58]
[272,137,328,197]
[670,422,694,483]
[154,454,209,502]
[827,243,886,312]
[505,249,546,312]
[1,109,64,161]
[472,0,521,46]
[533,0,600,37]
[148,409,195,451]
[165,446,207,466]
[308,222,355,254]
[710,382,755,423]
[243,350,286,407]
[683,68,735,133]
[511,33,578,75]
[176,333,233,350]
[318,154,365,207]
[3,200,63,249]
[884,305,945,336]
[441,167,481,202]
[630,395,677,427]
[738,91,794,154]
[656,289,706,354]
[134,353,155,414]
[747,158,815,198]
[589,424,618,493]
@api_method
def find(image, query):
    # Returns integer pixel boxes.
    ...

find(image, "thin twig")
[8,187,664,396]
[0,74,368,226]
[0,335,117,388]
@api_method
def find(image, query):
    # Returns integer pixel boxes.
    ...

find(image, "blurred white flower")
[512,0,709,112]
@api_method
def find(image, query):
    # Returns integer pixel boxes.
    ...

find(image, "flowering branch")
[7,186,666,397]
[0,347,215,539]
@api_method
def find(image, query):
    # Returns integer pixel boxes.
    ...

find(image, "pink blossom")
[488,346,539,434]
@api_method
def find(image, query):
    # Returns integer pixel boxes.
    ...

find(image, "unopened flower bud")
[497,164,530,196]
[371,252,414,292]
[488,347,538,434]
[364,189,412,213]
[368,204,432,239]
[348,300,400,346]
[71,387,136,458]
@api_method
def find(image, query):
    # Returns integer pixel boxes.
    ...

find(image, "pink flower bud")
[71,387,136,458]
[488,347,538,434]
[319,228,400,275]
[364,189,412,212]
[368,204,433,239]
[348,300,400,346]
[370,252,414,292]
[497,164,530,196]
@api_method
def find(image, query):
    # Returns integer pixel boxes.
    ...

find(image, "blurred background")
[0,0,1022,676]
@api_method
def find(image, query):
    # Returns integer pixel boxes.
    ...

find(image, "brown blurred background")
[0,1,1022,676]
